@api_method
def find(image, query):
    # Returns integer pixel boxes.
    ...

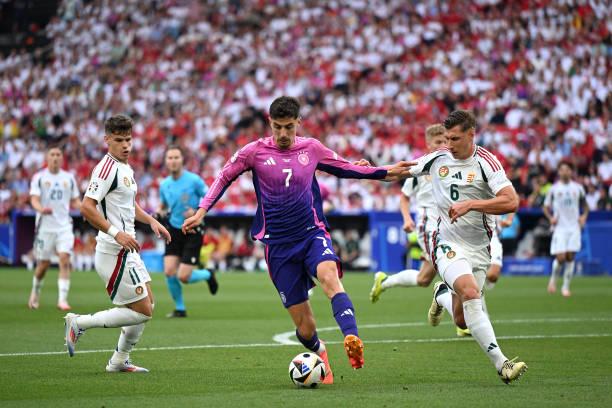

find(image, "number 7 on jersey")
[282,168,292,187]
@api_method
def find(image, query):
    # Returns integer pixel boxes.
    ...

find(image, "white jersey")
[401,174,438,211]
[544,181,585,230]
[29,168,79,232]
[409,146,512,250]
[85,154,137,255]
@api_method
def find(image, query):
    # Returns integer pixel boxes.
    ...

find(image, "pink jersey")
[200,136,387,244]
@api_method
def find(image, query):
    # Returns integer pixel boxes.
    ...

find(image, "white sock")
[481,293,489,317]
[381,270,419,289]
[32,276,44,295]
[436,290,454,320]
[562,261,575,291]
[58,278,70,303]
[463,299,507,371]
[315,341,326,355]
[550,259,562,286]
[112,323,146,363]
[76,307,151,330]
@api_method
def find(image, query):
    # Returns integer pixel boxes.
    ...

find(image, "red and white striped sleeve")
[476,147,512,195]
[84,155,118,202]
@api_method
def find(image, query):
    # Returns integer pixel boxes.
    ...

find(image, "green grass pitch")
[1,267,611,407]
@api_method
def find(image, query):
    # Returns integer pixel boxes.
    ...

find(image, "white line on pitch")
[271,316,612,345]
[1,332,611,358]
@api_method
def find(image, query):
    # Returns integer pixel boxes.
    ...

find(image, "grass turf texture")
[0,267,611,407]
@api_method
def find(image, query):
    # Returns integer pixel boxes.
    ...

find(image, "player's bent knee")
[178,275,190,284]
[459,287,480,302]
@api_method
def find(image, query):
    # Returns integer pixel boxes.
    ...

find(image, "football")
[288,352,326,387]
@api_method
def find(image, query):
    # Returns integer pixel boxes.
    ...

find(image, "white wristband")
[107,225,120,238]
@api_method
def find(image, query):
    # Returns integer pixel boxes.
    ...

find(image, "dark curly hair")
[443,110,476,131]
[269,96,300,119]
[104,114,134,135]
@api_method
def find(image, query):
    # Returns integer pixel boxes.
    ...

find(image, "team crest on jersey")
[467,172,476,183]
[63,181,69,188]
[135,286,143,295]
[44,181,51,188]
[438,166,449,178]
[123,176,131,187]
[446,250,456,259]
[298,151,309,165]
[88,181,99,193]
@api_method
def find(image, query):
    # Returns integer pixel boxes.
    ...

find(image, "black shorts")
[164,226,203,265]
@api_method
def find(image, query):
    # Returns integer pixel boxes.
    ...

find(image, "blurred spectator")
[0,0,609,219]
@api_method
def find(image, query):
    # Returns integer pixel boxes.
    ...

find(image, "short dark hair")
[104,114,134,135]
[269,96,300,119]
[443,110,476,131]
[165,144,184,157]
[558,161,574,171]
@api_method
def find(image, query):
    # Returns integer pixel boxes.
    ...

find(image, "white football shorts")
[431,236,489,292]
[34,229,74,261]
[95,250,151,305]
[550,227,581,255]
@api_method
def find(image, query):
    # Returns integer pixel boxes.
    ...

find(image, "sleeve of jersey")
[543,187,553,208]
[29,173,41,196]
[84,161,115,203]
[480,154,512,195]
[159,184,168,207]
[409,149,448,177]
[314,141,387,179]
[199,143,254,211]
[400,177,415,198]
[70,174,80,199]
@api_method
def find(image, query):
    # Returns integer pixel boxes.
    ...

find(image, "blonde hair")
[425,124,445,140]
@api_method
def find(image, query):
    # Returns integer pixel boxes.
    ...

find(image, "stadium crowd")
[1,0,611,225]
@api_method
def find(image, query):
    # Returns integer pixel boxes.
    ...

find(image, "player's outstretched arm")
[81,197,140,251]
[136,202,171,243]
[383,161,417,181]
[449,185,519,223]
[182,207,207,234]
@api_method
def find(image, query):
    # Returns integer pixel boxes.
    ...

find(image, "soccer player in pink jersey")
[183,96,412,383]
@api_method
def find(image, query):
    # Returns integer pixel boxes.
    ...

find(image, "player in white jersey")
[409,110,527,384]
[370,124,446,301]
[63,115,170,373]
[543,162,588,297]
[28,147,81,311]
[486,214,516,289]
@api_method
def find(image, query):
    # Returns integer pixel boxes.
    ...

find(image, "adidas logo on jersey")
[263,157,277,165]
[322,248,333,256]
[452,172,463,180]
